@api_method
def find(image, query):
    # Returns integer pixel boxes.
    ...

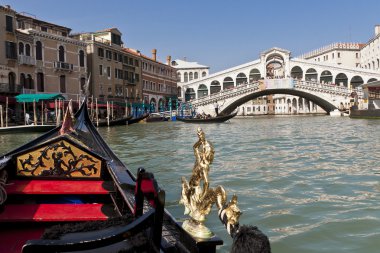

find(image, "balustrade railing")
[54,61,74,71]
[191,81,260,105]
[18,55,36,66]
[0,83,21,93]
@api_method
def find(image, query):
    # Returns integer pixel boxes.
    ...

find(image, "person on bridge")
[214,100,219,116]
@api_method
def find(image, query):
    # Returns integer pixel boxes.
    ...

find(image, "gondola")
[176,111,237,123]
[127,113,149,125]
[0,124,56,134]
[94,115,133,127]
[0,99,223,253]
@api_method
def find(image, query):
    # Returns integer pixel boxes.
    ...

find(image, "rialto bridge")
[180,48,380,115]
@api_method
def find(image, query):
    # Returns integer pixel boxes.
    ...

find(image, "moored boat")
[0,124,57,134]
[0,99,223,253]
[176,111,237,123]
[127,113,149,125]
[94,115,133,127]
[349,107,380,119]
[350,81,380,119]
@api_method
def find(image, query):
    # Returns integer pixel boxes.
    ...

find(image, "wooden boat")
[94,115,133,127]
[127,113,149,125]
[176,111,237,123]
[349,107,380,119]
[0,99,223,253]
[146,115,170,123]
[0,124,56,134]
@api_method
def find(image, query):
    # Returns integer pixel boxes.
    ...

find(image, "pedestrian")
[214,100,219,116]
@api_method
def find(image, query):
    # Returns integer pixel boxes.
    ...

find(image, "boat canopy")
[15,93,66,103]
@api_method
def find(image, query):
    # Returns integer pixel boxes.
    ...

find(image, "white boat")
[330,109,342,117]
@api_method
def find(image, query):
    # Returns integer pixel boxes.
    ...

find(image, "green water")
[1,116,380,252]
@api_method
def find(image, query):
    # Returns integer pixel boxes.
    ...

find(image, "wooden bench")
[0,203,111,222]
[5,180,114,195]
[0,179,116,223]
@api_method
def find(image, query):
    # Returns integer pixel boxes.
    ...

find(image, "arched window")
[305,68,318,82]
[26,74,33,89]
[36,41,42,60]
[320,70,332,84]
[350,76,364,89]
[194,72,198,79]
[335,73,348,87]
[60,75,66,93]
[59,46,65,62]
[290,66,303,79]
[25,44,31,56]
[202,71,207,77]
[189,72,193,81]
[20,73,26,88]
[8,72,16,93]
[80,77,86,94]
[210,80,221,94]
[197,84,208,98]
[37,72,44,92]
[18,42,24,55]
[184,72,188,82]
[236,73,247,86]
[79,50,85,67]
[249,69,261,82]
[177,72,181,82]
[223,77,234,90]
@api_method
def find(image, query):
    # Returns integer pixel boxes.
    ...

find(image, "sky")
[3,0,380,73]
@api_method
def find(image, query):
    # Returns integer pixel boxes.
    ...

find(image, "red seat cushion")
[0,203,110,222]
[5,180,112,195]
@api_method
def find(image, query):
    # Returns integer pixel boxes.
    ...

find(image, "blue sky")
[3,0,380,72]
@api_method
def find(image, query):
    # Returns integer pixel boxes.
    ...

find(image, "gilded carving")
[16,139,101,178]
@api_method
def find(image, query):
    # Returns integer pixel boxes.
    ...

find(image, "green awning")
[15,93,66,103]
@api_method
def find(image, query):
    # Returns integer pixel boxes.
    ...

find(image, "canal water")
[1,116,380,252]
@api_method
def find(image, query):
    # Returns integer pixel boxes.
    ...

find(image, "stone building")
[72,28,142,106]
[360,25,380,71]
[0,4,87,105]
[141,49,177,112]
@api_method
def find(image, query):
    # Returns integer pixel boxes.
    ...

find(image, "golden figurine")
[180,127,228,238]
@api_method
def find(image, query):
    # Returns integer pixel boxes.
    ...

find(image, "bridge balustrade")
[191,81,260,106]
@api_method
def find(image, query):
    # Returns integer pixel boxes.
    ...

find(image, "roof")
[172,59,209,69]
[15,93,66,103]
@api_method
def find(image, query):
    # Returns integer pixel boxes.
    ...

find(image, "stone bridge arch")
[220,89,337,115]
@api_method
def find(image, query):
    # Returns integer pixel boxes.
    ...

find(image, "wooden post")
[0,105,3,128]
[125,101,128,117]
[55,100,58,126]
[33,99,37,125]
[5,97,8,127]
[111,101,114,120]
[96,98,99,127]
[56,100,61,126]
[41,101,44,125]
[107,101,110,126]
[23,102,26,125]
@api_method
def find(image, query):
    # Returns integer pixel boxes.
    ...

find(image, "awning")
[15,93,66,103]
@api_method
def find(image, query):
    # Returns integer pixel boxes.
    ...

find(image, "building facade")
[72,28,142,106]
[141,49,177,112]
[0,5,87,106]
[0,5,18,100]
[360,25,380,71]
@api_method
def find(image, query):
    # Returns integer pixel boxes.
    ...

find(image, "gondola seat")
[20,168,166,253]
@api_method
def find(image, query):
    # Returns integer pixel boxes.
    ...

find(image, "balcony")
[54,61,73,72]
[0,83,22,93]
[18,55,36,66]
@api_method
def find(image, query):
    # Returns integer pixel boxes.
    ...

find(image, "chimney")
[375,25,380,36]
[167,55,171,65]
[152,49,157,61]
